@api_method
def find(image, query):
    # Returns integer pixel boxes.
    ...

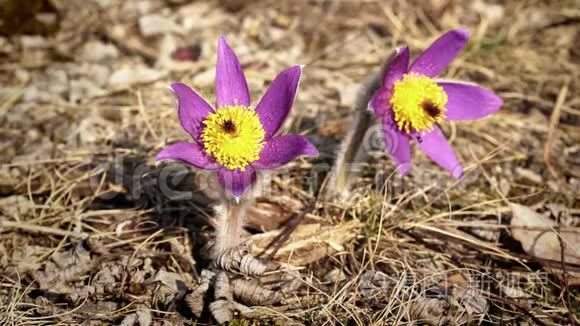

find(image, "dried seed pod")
[238,254,267,276]
[209,299,234,324]
[231,278,281,305]
[185,289,207,317]
[214,272,232,300]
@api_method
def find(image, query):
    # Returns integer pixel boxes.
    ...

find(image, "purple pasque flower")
[369,28,502,178]
[157,37,318,197]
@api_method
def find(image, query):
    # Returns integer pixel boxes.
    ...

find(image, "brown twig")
[257,201,314,261]
[543,79,569,179]
[485,291,550,326]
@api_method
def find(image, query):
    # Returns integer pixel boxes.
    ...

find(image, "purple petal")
[156,142,219,170]
[383,121,411,175]
[438,81,502,120]
[369,47,409,118]
[218,167,256,198]
[370,87,392,119]
[254,66,301,140]
[215,37,250,108]
[253,135,318,169]
[383,46,410,89]
[170,83,213,142]
[410,29,469,77]
[413,127,463,178]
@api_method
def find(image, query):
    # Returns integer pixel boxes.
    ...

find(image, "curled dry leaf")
[251,220,362,266]
[214,271,233,301]
[239,254,268,276]
[214,242,268,276]
[185,270,213,318]
[231,278,282,306]
[214,242,249,270]
[185,270,214,317]
[510,203,580,265]
[209,299,235,324]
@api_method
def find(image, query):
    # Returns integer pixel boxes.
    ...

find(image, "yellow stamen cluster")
[390,73,448,132]
[201,105,265,170]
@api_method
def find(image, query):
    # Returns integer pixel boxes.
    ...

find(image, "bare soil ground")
[0,0,578,325]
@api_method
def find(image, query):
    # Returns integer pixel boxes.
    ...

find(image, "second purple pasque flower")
[157,37,318,197]
[370,28,503,178]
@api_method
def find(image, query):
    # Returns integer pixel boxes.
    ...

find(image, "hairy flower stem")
[325,49,401,200]
[213,195,255,258]
[325,71,385,200]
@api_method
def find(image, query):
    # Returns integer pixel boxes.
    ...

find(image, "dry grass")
[0,0,579,325]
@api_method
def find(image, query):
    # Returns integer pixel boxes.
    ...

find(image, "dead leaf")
[510,203,580,265]
[246,196,305,232]
[250,221,362,265]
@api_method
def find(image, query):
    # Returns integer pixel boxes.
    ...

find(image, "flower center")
[390,73,448,133]
[201,105,265,170]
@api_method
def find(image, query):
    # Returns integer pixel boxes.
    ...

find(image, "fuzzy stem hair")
[325,68,387,200]
[324,49,403,200]
[212,195,254,258]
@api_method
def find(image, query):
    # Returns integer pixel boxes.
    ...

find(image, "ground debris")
[408,297,451,326]
[510,203,580,266]
[358,270,490,325]
[250,221,362,265]
[0,0,576,324]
